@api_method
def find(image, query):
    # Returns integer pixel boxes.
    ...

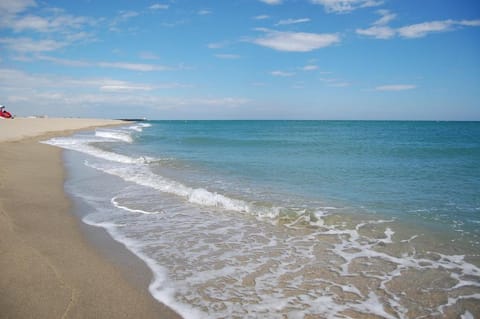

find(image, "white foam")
[438,294,480,316]
[44,129,315,225]
[111,196,163,215]
[95,129,133,143]
[83,213,206,319]
[322,219,480,316]
[383,227,395,244]
[44,137,151,164]
[461,310,475,319]
[400,235,419,243]
[128,125,143,132]
[350,292,398,319]
[128,122,151,132]
[86,162,254,215]
[312,210,328,226]
[188,188,250,212]
[86,161,323,225]
[85,189,480,318]
[147,258,207,319]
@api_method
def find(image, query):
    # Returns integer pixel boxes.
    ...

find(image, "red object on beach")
[0,111,13,119]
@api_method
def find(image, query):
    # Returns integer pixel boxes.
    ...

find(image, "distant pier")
[117,118,148,122]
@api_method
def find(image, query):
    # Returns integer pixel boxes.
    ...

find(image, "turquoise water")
[120,121,480,238]
[46,121,480,318]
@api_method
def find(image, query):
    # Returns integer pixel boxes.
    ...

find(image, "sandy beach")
[0,118,181,318]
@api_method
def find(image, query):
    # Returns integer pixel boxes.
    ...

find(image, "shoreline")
[0,118,181,318]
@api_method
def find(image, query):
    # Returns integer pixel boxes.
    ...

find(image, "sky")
[0,0,479,120]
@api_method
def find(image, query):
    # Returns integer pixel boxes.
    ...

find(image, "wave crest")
[95,130,133,143]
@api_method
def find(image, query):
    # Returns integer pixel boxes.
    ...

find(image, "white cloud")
[2,88,250,116]
[375,84,416,91]
[373,9,396,26]
[0,0,36,16]
[356,25,395,39]
[397,19,480,38]
[311,0,383,13]
[98,62,161,72]
[0,3,98,53]
[95,80,188,92]
[355,10,396,39]
[276,18,311,26]
[0,68,134,91]
[253,29,340,52]
[397,20,454,38]
[36,55,172,72]
[0,37,65,52]
[271,70,295,77]
[259,0,282,5]
[362,0,384,8]
[10,13,95,33]
[96,62,170,72]
[0,68,220,114]
[100,84,155,92]
[254,15,270,20]
[0,68,53,88]
[302,65,318,71]
[358,17,480,39]
[118,11,139,20]
[149,3,169,10]
[36,55,90,67]
[459,19,480,27]
[11,15,48,32]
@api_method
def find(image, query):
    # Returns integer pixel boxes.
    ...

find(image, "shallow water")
[45,121,480,318]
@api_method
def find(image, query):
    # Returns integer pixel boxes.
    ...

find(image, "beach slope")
[0,118,180,318]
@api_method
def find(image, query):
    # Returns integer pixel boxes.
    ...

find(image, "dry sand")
[0,118,181,318]
[0,117,125,142]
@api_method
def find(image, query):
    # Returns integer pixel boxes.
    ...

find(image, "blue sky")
[0,0,479,120]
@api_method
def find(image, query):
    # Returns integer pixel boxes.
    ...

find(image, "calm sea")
[45,121,480,318]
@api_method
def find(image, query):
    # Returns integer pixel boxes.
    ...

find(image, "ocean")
[44,121,480,318]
